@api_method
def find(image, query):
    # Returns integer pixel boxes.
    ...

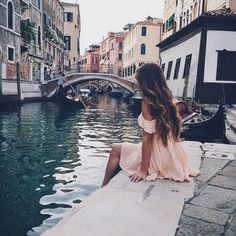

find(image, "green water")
[0,94,142,236]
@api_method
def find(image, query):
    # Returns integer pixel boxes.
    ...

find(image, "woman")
[101,63,199,187]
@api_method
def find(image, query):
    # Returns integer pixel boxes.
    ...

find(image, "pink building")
[79,44,100,73]
[100,32,127,76]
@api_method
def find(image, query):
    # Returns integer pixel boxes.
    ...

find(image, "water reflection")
[0,95,142,235]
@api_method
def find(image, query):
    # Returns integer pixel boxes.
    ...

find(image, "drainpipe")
[202,0,206,14]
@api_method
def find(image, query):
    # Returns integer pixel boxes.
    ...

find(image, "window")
[166,14,175,31]
[7,1,14,30]
[173,58,181,79]
[64,36,71,51]
[141,26,147,36]
[183,54,192,78]
[161,63,165,73]
[92,57,97,64]
[38,26,41,46]
[119,42,123,49]
[64,12,73,22]
[43,13,47,26]
[38,0,41,9]
[141,44,146,55]
[118,53,122,61]
[162,23,165,33]
[53,47,55,59]
[7,46,15,62]
[179,16,182,29]
[166,61,173,79]
[216,50,236,81]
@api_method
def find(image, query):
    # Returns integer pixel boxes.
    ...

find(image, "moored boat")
[128,89,142,114]
[128,94,226,142]
[122,91,133,103]
[180,102,226,142]
[109,87,123,98]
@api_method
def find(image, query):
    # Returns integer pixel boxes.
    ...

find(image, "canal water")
[0,94,142,236]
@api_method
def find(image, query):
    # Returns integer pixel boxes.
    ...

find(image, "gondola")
[128,94,226,141]
[180,102,226,142]
[56,85,91,108]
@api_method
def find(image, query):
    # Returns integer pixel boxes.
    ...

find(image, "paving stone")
[219,161,236,178]
[193,180,206,194]
[196,158,229,182]
[203,151,235,160]
[176,215,225,236]
[190,186,236,214]
[209,175,236,191]
[182,204,229,225]
[202,143,236,154]
[225,214,236,236]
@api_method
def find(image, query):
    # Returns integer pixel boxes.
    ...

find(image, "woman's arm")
[130,99,154,182]
[140,130,153,174]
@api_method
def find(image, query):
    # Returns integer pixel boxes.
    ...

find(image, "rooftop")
[203,7,236,17]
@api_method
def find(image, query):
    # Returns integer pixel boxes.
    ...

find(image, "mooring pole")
[16,62,22,105]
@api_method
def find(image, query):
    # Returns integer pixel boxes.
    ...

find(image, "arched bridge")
[44,73,138,98]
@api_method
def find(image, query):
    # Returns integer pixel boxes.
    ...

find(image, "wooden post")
[16,62,22,104]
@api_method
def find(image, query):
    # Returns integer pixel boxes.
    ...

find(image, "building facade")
[162,0,236,40]
[61,1,81,72]
[0,0,21,96]
[20,0,43,84]
[206,0,236,11]
[80,44,100,73]
[99,32,127,76]
[42,0,64,80]
[157,8,236,104]
[123,17,162,80]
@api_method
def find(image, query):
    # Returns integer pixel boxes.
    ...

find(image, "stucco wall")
[160,32,201,99]
[204,30,236,84]
[63,4,80,64]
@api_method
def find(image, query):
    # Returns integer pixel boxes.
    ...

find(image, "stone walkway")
[42,142,236,236]
[176,143,236,236]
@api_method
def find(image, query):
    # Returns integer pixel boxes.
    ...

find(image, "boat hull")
[109,87,123,98]
[181,103,226,142]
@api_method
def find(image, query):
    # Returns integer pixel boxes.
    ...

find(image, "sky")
[62,0,165,54]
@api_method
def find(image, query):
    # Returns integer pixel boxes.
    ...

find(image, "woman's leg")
[101,144,122,187]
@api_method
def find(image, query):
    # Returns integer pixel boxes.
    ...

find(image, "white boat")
[80,89,92,99]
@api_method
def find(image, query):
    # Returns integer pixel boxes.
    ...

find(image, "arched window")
[7,1,14,30]
[38,26,41,46]
[141,44,146,55]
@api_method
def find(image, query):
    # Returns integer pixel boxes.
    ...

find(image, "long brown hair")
[136,63,182,146]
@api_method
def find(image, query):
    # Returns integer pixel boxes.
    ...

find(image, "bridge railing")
[44,63,129,81]
[78,64,124,77]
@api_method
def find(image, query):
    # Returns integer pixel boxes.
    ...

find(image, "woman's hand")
[129,170,147,182]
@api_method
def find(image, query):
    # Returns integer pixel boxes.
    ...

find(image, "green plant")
[44,25,54,39]
[21,19,36,44]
